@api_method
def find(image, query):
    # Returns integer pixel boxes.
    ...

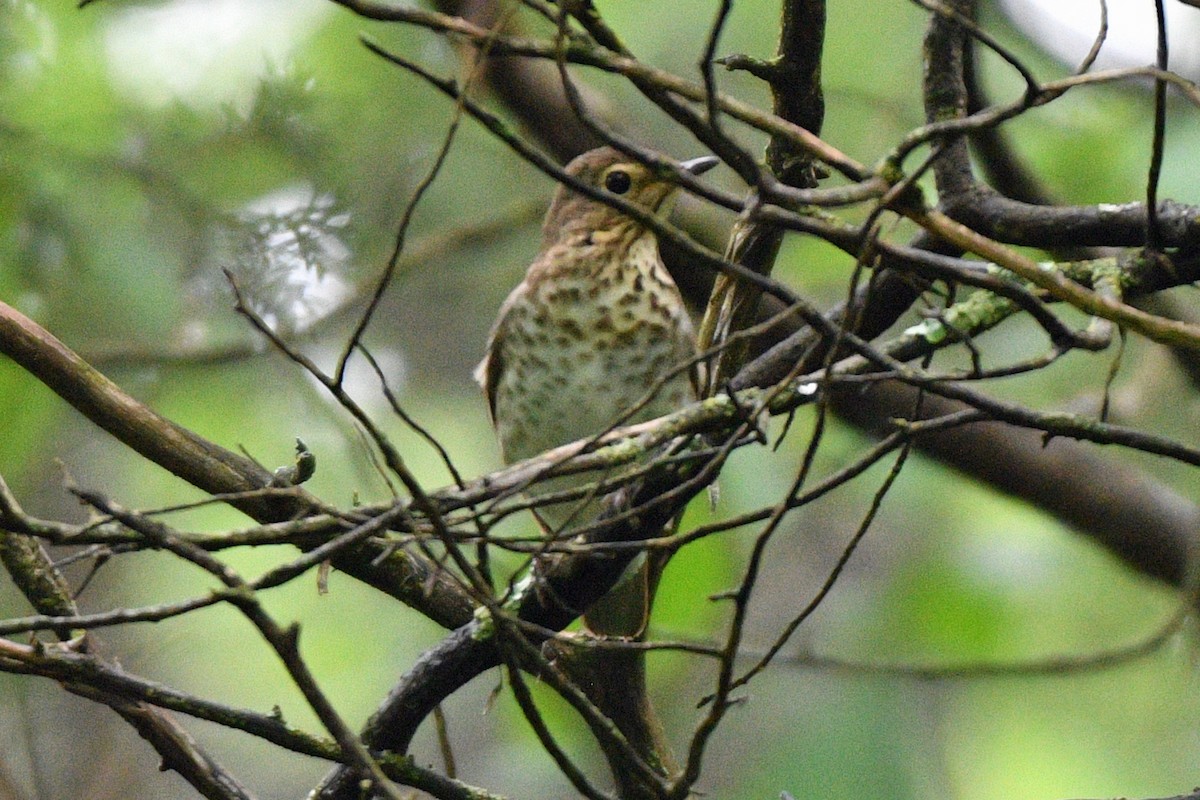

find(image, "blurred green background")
[1,1,1198,798]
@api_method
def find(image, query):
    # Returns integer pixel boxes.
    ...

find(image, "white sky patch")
[999,0,1200,80]
[174,184,355,355]
[101,0,330,112]
[242,184,353,331]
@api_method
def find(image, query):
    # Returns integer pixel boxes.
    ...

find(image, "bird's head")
[541,147,718,247]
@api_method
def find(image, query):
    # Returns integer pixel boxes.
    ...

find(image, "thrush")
[476,146,718,636]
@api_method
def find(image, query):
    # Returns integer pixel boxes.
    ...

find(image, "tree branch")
[0,299,477,629]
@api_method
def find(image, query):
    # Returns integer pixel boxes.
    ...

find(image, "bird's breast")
[491,246,696,463]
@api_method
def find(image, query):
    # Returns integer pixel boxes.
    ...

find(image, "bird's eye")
[604,170,632,194]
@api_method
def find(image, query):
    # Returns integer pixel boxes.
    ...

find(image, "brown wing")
[476,279,528,429]
[473,324,502,427]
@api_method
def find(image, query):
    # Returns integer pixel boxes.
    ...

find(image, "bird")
[476,146,719,636]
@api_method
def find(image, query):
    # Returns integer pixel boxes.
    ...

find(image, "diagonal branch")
[0,299,477,630]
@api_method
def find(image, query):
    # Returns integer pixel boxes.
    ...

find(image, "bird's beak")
[680,155,720,176]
